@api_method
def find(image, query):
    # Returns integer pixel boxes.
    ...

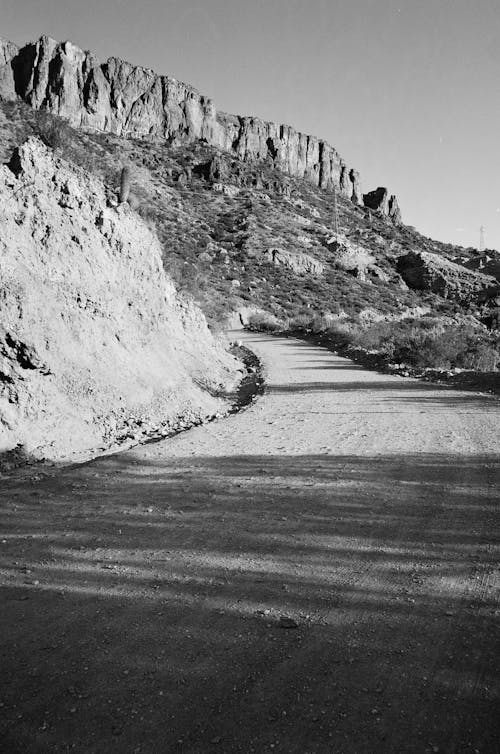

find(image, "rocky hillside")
[3,94,500,324]
[0,137,241,461]
[0,35,498,396]
[0,35,401,217]
[1,97,498,334]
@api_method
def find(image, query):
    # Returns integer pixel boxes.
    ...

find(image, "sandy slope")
[0,332,499,753]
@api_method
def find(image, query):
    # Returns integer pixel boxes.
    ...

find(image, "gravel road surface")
[1,331,499,753]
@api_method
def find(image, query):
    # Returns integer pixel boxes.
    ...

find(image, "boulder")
[264,248,324,276]
[397,250,499,304]
[326,236,388,282]
[212,183,240,198]
[207,153,230,182]
[458,253,500,282]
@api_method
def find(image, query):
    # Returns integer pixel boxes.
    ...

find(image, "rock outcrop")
[264,248,324,276]
[197,152,293,195]
[325,236,384,280]
[457,253,500,283]
[0,137,240,459]
[363,187,402,223]
[397,250,499,304]
[325,236,388,282]
[0,38,18,96]
[0,35,396,207]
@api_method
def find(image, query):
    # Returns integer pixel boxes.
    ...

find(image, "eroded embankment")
[140,343,265,449]
[0,137,241,461]
[0,341,264,473]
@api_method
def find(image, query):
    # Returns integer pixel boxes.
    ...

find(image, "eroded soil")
[1,332,499,753]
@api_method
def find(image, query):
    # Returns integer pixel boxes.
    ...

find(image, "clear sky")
[2,0,499,250]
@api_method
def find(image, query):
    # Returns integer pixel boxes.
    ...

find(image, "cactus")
[127,191,140,211]
[119,166,131,203]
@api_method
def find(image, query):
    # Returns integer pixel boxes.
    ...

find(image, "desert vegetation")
[1,100,498,365]
[247,311,500,374]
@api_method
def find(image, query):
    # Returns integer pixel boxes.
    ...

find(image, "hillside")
[0,35,499,387]
[0,136,241,460]
[1,98,499,331]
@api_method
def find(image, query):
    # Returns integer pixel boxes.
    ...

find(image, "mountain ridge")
[0,34,401,221]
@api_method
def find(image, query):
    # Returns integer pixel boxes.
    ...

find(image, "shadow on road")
[0,451,498,752]
[265,381,497,411]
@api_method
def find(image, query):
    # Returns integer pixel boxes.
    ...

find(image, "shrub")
[322,322,354,349]
[462,343,499,371]
[247,312,287,332]
[288,313,315,331]
[352,322,394,352]
[32,111,72,151]
[260,312,499,373]
[351,320,499,372]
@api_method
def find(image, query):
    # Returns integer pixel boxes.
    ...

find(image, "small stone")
[278,616,298,629]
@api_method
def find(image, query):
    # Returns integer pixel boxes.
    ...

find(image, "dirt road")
[1,332,499,753]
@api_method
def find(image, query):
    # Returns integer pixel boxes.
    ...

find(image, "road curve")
[0,331,499,753]
[149,329,500,459]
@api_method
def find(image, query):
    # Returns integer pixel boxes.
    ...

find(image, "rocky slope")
[397,250,499,304]
[0,137,240,460]
[2,99,497,331]
[0,35,400,217]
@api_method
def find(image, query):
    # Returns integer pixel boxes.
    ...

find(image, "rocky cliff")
[363,187,401,223]
[0,35,399,218]
[0,137,240,460]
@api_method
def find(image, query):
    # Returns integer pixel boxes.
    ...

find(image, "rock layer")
[0,137,240,459]
[0,35,397,215]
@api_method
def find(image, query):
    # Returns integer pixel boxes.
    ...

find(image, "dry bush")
[352,320,499,371]
[247,312,287,332]
[254,309,499,373]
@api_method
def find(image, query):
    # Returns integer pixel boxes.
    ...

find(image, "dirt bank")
[0,138,240,460]
[0,332,499,753]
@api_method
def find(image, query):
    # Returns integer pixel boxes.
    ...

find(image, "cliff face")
[0,35,398,215]
[0,137,240,460]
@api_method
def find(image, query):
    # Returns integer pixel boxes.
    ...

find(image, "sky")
[2,0,499,250]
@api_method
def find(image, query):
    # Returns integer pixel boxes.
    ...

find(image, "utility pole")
[479,225,485,251]
[332,185,339,245]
